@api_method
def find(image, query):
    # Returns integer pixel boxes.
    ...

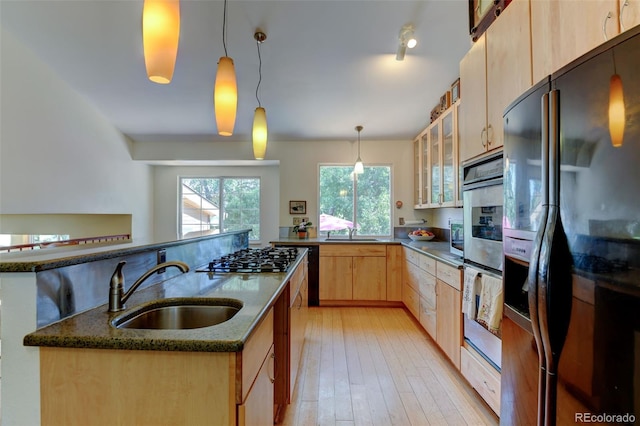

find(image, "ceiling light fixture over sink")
[142,0,181,84]
[354,125,364,174]
[214,0,237,136]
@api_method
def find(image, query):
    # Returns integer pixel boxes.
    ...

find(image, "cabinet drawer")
[405,261,421,293]
[419,274,436,307]
[436,261,462,290]
[460,346,501,414]
[403,247,420,266]
[419,296,436,338]
[289,263,304,305]
[419,255,436,276]
[240,309,274,402]
[403,283,420,319]
[320,244,386,257]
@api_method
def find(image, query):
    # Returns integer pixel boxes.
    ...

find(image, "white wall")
[0,29,154,241]
[153,165,280,245]
[138,137,428,238]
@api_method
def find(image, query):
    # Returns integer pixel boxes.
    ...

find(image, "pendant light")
[354,125,364,174]
[214,0,237,136]
[142,0,180,84]
[252,31,268,160]
[609,48,625,147]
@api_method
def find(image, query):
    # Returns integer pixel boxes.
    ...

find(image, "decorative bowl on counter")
[408,234,435,241]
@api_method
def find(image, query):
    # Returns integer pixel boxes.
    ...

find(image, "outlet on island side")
[157,249,167,274]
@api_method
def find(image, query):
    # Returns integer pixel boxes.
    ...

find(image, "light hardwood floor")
[281,307,498,426]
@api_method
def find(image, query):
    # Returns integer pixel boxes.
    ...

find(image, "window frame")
[317,163,393,238]
[178,176,261,241]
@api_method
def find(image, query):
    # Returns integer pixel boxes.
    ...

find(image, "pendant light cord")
[222,0,229,56]
[255,38,263,108]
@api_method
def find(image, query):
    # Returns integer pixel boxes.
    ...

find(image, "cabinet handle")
[296,291,303,309]
[483,380,496,394]
[486,124,493,146]
[620,0,629,31]
[480,127,487,147]
[268,352,276,383]
[603,11,612,41]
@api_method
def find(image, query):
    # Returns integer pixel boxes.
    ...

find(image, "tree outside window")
[180,177,260,240]
[319,165,391,237]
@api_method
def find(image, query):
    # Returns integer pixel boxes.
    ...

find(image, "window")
[318,165,391,237]
[180,177,260,240]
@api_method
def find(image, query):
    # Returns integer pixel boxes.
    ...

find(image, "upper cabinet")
[531,0,640,83]
[413,101,461,209]
[459,0,533,164]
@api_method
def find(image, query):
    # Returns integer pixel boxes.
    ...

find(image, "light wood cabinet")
[531,0,619,83]
[436,278,462,369]
[459,0,532,163]
[461,344,501,414]
[40,308,275,426]
[386,245,403,302]
[413,102,461,208]
[238,344,275,426]
[621,0,640,32]
[289,258,308,400]
[319,244,388,303]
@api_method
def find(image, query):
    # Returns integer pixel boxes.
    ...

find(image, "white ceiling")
[1,0,471,143]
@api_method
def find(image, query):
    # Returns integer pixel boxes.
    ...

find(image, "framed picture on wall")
[289,200,306,215]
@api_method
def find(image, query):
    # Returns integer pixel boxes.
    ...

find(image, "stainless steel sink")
[111,298,242,330]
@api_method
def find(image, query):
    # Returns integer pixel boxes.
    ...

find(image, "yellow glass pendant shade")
[609,74,625,147]
[214,56,238,136]
[252,107,268,160]
[143,0,180,84]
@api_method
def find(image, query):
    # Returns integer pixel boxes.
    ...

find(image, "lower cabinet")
[238,345,275,426]
[461,344,501,414]
[436,279,462,369]
[402,248,463,370]
[319,244,387,303]
[40,308,275,426]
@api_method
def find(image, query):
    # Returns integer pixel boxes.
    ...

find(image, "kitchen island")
[22,247,308,425]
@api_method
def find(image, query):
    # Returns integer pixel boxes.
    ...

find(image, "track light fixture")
[252,31,268,160]
[396,24,417,61]
[214,0,237,136]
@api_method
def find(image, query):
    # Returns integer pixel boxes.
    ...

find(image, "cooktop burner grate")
[196,247,299,273]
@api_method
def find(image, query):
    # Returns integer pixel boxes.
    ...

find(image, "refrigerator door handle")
[526,91,551,426]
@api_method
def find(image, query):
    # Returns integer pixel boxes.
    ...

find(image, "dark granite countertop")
[24,250,307,353]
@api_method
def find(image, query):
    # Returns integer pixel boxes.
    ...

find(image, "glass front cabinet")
[413,100,462,209]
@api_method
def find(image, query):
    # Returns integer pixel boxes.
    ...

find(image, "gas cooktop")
[195,247,299,273]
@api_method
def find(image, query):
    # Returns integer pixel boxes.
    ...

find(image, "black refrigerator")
[501,25,640,426]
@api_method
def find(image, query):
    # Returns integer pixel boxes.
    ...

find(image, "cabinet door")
[319,256,353,300]
[413,138,421,206]
[386,245,403,302]
[485,0,532,151]
[421,132,430,207]
[290,277,308,398]
[238,345,275,426]
[531,0,619,82]
[429,123,441,205]
[621,0,640,32]
[353,256,386,300]
[441,108,456,206]
[436,280,462,369]
[459,34,488,163]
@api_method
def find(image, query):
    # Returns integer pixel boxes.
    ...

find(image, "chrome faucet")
[348,227,356,240]
[108,260,190,312]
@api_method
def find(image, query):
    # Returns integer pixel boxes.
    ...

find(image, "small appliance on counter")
[450,220,463,256]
